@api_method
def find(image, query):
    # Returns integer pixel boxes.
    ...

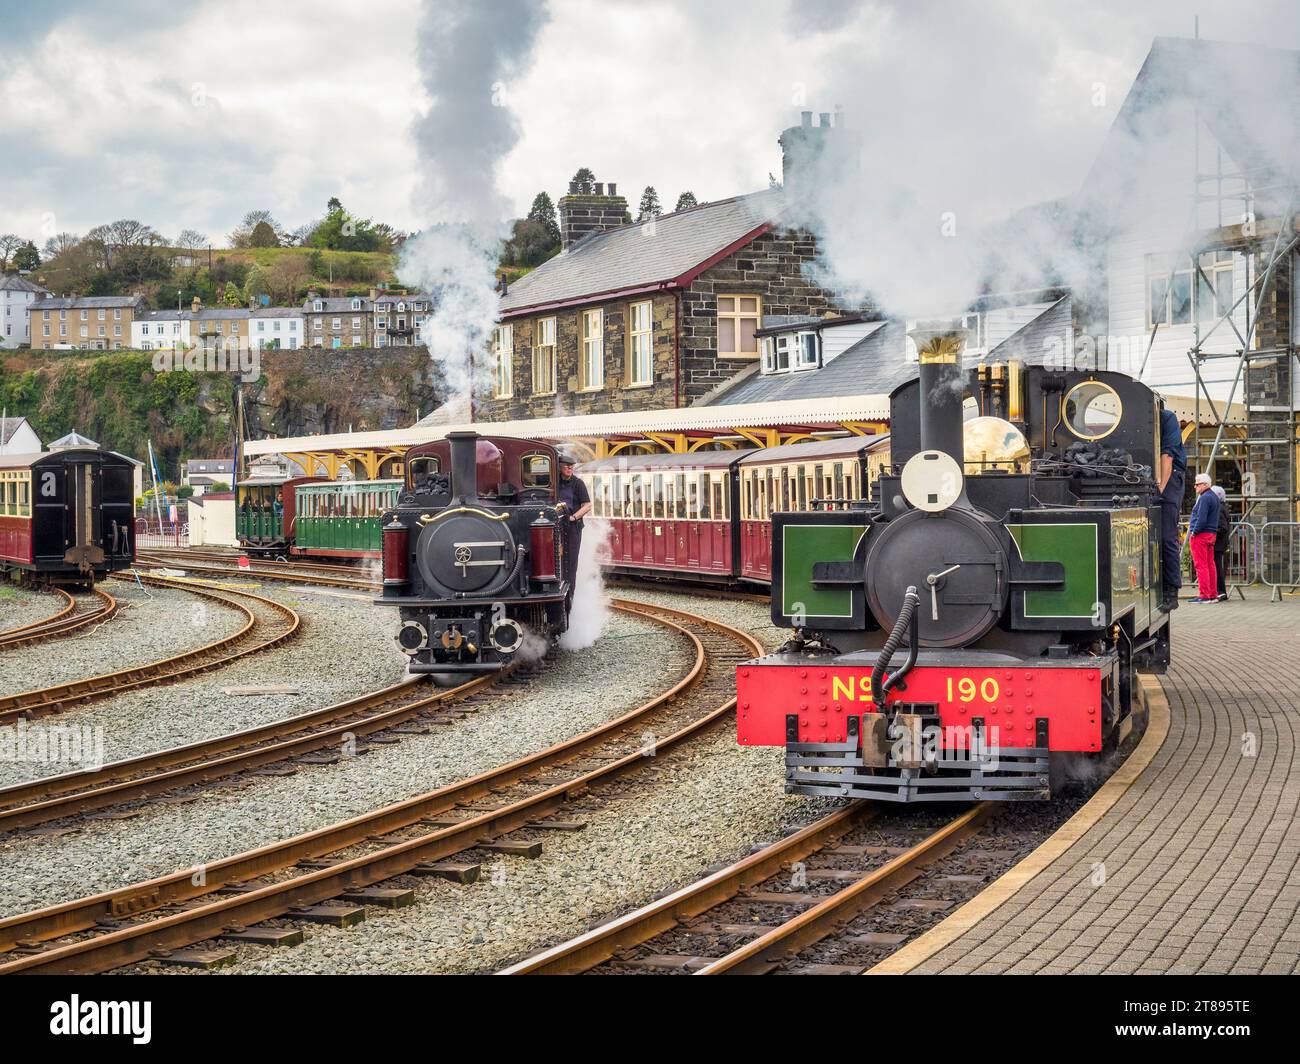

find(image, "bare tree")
[176,229,207,251]
[0,233,24,271]
[41,232,81,260]
[267,255,311,303]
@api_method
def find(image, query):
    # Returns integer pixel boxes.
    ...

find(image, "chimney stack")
[778,104,863,203]
[557,178,632,251]
[908,320,969,475]
[191,296,202,314]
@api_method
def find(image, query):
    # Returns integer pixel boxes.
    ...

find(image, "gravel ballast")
[0,606,689,918]
[0,582,407,790]
[0,586,57,633]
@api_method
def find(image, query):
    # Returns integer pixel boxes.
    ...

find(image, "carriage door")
[65,459,105,570]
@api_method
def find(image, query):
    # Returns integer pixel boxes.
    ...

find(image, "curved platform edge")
[865,674,1171,975]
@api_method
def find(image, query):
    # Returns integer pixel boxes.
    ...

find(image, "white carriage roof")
[241,392,894,458]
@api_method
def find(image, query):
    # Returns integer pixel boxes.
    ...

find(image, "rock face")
[0,345,441,480]
[248,345,440,439]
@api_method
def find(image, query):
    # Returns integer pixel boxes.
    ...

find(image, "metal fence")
[1260,522,1300,602]
[1179,520,1256,598]
[135,524,188,550]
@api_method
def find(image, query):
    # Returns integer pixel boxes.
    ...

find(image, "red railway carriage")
[236,473,323,557]
[580,434,889,586]
[0,447,136,584]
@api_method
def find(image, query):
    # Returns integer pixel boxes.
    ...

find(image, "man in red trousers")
[1187,472,1221,604]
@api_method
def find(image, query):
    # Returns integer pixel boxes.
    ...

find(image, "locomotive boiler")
[736,322,1170,802]
[375,431,570,674]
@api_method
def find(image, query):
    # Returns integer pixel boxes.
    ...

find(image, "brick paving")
[912,595,1300,974]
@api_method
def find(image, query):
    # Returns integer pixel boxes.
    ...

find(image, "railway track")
[0,574,299,725]
[500,804,993,975]
[138,548,365,582]
[0,587,117,651]
[135,552,376,591]
[0,669,509,833]
[0,599,757,974]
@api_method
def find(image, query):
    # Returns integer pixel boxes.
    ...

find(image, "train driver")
[556,453,591,610]
[1156,396,1186,611]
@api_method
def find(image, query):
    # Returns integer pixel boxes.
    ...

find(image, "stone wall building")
[480,181,850,422]
[29,295,140,350]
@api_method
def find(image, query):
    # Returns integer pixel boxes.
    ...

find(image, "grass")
[217,246,398,283]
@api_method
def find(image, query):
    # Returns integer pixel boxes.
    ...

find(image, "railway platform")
[872,594,1300,976]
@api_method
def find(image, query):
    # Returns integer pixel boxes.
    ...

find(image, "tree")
[637,186,662,222]
[12,241,40,271]
[249,220,279,247]
[243,263,271,304]
[229,210,283,248]
[502,218,560,269]
[570,167,596,193]
[176,229,207,251]
[309,198,384,252]
[674,191,698,212]
[527,192,560,245]
[222,283,243,306]
[42,232,80,260]
[267,255,310,303]
[0,234,24,271]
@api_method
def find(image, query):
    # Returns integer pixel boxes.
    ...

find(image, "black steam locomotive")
[375,431,570,674]
[737,322,1170,802]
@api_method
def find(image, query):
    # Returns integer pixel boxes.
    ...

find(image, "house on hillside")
[1,274,50,348]
[28,295,140,350]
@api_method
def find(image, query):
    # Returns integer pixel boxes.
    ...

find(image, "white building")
[250,306,303,350]
[132,309,191,350]
[0,275,51,348]
[0,415,42,454]
[1092,37,1300,407]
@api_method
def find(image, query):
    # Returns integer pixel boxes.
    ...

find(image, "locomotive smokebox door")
[417,511,514,595]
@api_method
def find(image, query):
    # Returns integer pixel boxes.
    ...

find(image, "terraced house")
[29,295,140,350]
[303,292,372,348]
[372,291,431,346]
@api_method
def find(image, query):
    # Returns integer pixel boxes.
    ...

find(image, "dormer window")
[313,300,323,312]
[795,331,819,369]
[760,330,819,375]
[351,298,362,311]
[397,301,406,312]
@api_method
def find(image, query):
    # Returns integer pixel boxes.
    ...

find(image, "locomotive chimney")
[909,320,968,470]
[447,430,479,502]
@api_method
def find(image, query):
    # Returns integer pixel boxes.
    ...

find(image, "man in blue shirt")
[1156,400,1186,610]
[1187,473,1221,603]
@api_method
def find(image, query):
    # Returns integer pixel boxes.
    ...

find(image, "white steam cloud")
[402,0,549,407]
[782,3,1300,326]
[560,519,613,650]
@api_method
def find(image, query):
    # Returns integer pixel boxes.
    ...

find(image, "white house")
[250,306,303,350]
[0,415,41,454]
[132,309,192,350]
[1091,37,1300,408]
[0,274,50,348]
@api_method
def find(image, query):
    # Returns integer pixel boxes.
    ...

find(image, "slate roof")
[31,296,139,310]
[0,275,49,295]
[0,416,33,446]
[251,306,302,318]
[498,189,783,315]
[303,296,371,312]
[709,321,908,406]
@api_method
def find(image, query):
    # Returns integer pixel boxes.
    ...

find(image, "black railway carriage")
[0,447,136,585]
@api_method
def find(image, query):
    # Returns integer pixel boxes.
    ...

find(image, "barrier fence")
[135,522,188,550]
[1260,521,1300,602]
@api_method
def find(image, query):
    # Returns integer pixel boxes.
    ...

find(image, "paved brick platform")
[893,595,1300,975]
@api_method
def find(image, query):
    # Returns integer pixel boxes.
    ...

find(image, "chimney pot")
[819,112,831,127]
[607,182,617,196]
[568,181,579,194]
[594,182,604,195]
[801,111,813,128]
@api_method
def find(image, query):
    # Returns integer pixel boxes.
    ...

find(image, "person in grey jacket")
[1212,484,1230,601]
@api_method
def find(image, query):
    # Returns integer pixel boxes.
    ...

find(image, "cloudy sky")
[2,0,1298,248]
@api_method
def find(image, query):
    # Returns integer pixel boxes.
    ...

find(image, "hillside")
[0,346,441,479]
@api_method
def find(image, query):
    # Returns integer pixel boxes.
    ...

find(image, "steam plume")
[402,0,549,408]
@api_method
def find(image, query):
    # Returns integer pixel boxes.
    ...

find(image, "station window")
[581,309,604,391]
[628,300,654,386]
[533,317,556,395]
[493,324,514,399]
[717,295,761,359]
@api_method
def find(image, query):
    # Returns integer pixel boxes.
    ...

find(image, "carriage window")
[589,475,602,517]
[633,475,645,519]
[711,476,725,521]
[763,469,774,520]
[600,477,613,518]
[796,466,808,510]
[653,475,665,519]
[611,474,623,518]
[674,474,687,518]
[18,478,30,516]
[686,477,699,519]
[521,453,552,491]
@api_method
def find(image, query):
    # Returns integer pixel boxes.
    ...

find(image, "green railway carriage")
[293,479,401,560]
